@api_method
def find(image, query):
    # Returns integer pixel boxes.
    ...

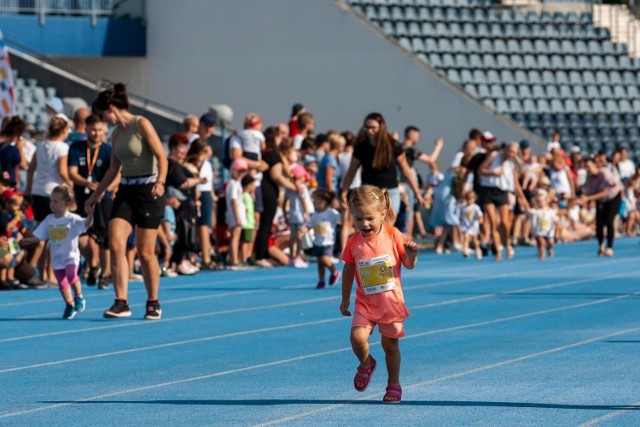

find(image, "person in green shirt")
[241,175,257,264]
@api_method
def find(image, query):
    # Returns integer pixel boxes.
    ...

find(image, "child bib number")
[357,254,396,295]
[49,225,68,243]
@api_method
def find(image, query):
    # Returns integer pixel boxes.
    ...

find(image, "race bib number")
[49,225,68,243]
[357,254,396,295]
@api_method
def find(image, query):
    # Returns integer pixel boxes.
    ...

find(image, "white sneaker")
[292,257,309,268]
[129,273,144,282]
[177,262,197,275]
[475,248,483,260]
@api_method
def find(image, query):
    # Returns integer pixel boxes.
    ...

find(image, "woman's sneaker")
[104,299,132,318]
[144,300,162,320]
[74,296,86,313]
[63,304,77,319]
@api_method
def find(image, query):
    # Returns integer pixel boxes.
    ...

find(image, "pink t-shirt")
[341,225,410,324]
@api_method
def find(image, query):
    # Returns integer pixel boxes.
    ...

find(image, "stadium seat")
[459,69,473,83]
[500,69,515,85]
[464,83,478,98]
[518,84,532,99]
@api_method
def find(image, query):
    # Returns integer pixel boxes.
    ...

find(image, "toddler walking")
[340,185,418,403]
[20,185,93,319]
[528,189,558,260]
[297,189,341,288]
[459,190,483,260]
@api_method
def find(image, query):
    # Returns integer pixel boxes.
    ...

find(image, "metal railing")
[0,0,116,25]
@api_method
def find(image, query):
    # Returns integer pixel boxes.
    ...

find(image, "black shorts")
[31,195,51,222]
[111,183,165,229]
[482,187,508,208]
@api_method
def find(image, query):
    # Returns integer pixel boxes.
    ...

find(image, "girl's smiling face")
[351,205,386,238]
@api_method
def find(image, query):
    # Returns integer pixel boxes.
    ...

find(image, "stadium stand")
[346,0,640,159]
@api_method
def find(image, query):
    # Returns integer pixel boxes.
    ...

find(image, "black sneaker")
[103,299,131,318]
[144,300,162,320]
[98,275,110,290]
[87,266,101,286]
[63,304,77,319]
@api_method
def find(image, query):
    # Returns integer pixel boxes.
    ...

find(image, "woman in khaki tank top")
[85,83,168,321]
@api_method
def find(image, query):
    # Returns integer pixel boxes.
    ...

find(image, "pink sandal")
[353,355,376,392]
[383,384,402,403]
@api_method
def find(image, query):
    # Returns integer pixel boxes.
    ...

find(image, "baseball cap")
[45,97,64,114]
[291,103,304,117]
[303,154,317,165]
[519,139,531,149]
[570,145,581,154]
[482,131,496,142]
[200,112,218,126]
[231,158,248,171]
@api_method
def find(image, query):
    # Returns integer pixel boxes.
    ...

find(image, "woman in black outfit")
[581,156,623,257]
[254,128,299,267]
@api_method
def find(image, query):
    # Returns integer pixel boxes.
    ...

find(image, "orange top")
[341,225,410,323]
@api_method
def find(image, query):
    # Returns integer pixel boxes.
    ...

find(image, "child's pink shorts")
[352,312,405,339]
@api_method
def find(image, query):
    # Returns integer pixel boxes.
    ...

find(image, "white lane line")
[0,271,314,308]
[0,252,631,311]
[0,296,338,344]
[258,325,640,426]
[1,275,637,385]
[0,267,634,344]
[3,312,639,421]
[577,400,640,427]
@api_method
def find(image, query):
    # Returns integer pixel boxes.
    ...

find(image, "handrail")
[6,37,187,123]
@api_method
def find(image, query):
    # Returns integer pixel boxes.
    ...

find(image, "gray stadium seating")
[349,0,640,156]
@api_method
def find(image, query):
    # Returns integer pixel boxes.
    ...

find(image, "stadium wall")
[60,0,542,166]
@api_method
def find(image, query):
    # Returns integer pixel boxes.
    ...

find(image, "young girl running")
[20,185,93,319]
[340,185,418,404]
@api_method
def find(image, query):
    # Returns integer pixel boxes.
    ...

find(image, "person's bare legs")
[109,218,133,300]
[350,326,373,389]
[136,227,160,300]
[381,335,400,385]
[484,203,501,260]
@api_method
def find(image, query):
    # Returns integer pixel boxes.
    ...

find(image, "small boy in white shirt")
[298,189,341,289]
[459,190,483,260]
[225,159,248,268]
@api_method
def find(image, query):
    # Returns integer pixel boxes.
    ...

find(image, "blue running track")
[1,238,639,426]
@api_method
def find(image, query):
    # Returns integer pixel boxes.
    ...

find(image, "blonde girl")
[20,185,93,319]
[340,185,418,404]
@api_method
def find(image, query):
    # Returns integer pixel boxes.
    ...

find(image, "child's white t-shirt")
[530,208,557,238]
[225,178,246,227]
[33,212,87,269]
[306,208,341,247]
[459,202,483,236]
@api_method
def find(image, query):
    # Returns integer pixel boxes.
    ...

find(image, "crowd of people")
[0,82,635,322]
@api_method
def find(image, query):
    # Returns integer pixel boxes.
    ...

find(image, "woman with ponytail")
[340,113,423,217]
[85,83,168,320]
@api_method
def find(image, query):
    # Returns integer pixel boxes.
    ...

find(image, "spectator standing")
[293,112,314,151]
[254,127,299,268]
[288,103,305,138]
[186,139,216,270]
[0,116,28,187]
[401,126,444,238]
[67,114,117,289]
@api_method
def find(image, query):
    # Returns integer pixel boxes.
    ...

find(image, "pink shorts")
[352,312,405,339]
